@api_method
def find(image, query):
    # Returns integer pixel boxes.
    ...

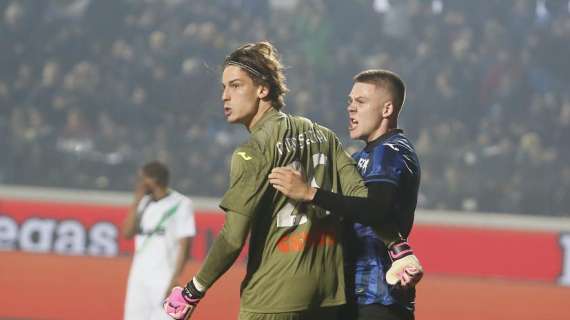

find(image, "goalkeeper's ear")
[256,83,270,100]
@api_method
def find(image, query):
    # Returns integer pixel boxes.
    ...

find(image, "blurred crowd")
[1,0,569,216]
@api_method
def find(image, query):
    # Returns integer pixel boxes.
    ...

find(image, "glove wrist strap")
[183,279,205,302]
[388,241,413,261]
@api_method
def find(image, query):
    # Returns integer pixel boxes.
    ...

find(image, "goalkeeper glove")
[385,240,423,287]
[164,279,205,320]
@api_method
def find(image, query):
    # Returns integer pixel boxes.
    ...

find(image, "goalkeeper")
[165,42,383,320]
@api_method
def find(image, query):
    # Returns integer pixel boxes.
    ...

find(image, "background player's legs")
[357,304,414,320]
[125,277,171,320]
[147,282,173,320]
[124,279,154,320]
[149,299,174,320]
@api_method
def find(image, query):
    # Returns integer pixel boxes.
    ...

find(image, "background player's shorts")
[239,307,340,320]
[124,277,171,320]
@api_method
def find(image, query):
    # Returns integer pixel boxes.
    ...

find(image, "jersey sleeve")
[195,209,251,289]
[219,145,266,217]
[365,143,405,186]
[335,138,368,198]
[175,197,196,239]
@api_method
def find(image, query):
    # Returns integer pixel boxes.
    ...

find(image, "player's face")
[347,82,390,142]
[221,65,264,126]
[139,172,156,194]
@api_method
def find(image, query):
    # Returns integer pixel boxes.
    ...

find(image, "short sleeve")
[219,146,266,216]
[175,197,196,238]
[365,143,405,185]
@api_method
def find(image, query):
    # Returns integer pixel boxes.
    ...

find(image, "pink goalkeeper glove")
[163,280,204,320]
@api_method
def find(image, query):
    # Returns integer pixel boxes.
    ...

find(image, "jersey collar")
[364,129,403,152]
[150,189,173,202]
[251,107,283,133]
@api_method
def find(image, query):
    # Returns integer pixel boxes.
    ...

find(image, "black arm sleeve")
[312,181,397,226]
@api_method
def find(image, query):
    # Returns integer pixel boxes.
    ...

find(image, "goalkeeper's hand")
[164,279,205,320]
[385,241,423,288]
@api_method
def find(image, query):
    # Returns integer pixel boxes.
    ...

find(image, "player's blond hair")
[224,42,289,110]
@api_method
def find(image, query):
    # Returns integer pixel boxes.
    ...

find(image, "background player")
[269,69,422,320]
[123,161,196,320]
[164,41,372,320]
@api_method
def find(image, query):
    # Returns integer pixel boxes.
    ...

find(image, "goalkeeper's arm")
[164,211,251,319]
[193,211,251,290]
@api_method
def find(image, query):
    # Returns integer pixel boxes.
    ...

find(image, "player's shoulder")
[351,149,365,160]
[315,122,339,142]
[138,195,152,209]
[289,114,315,129]
[288,114,335,135]
[372,131,420,171]
[249,109,288,150]
[229,141,265,175]
[388,131,416,150]
[249,126,272,154]
[234,140,263,160]
[370,131,415,154]
[169,190,192,205]
[294,116,341,149]
[365,131,404,161]
[298,116,336,137]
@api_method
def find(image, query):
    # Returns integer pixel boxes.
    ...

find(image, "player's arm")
[194,211,250,288]
[315,178,422,287]
[269,139,396,227]
[269,168,422,285]
[270,143,423,288]
[270,167,396,226]
[318,181,399,226]
[164,211,251,319]
[331,143,423,288]
[193,146,259,287]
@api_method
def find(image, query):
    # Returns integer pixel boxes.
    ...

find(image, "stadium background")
[1,0,569,319]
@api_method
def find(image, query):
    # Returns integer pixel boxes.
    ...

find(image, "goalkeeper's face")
[221,65,267,127]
